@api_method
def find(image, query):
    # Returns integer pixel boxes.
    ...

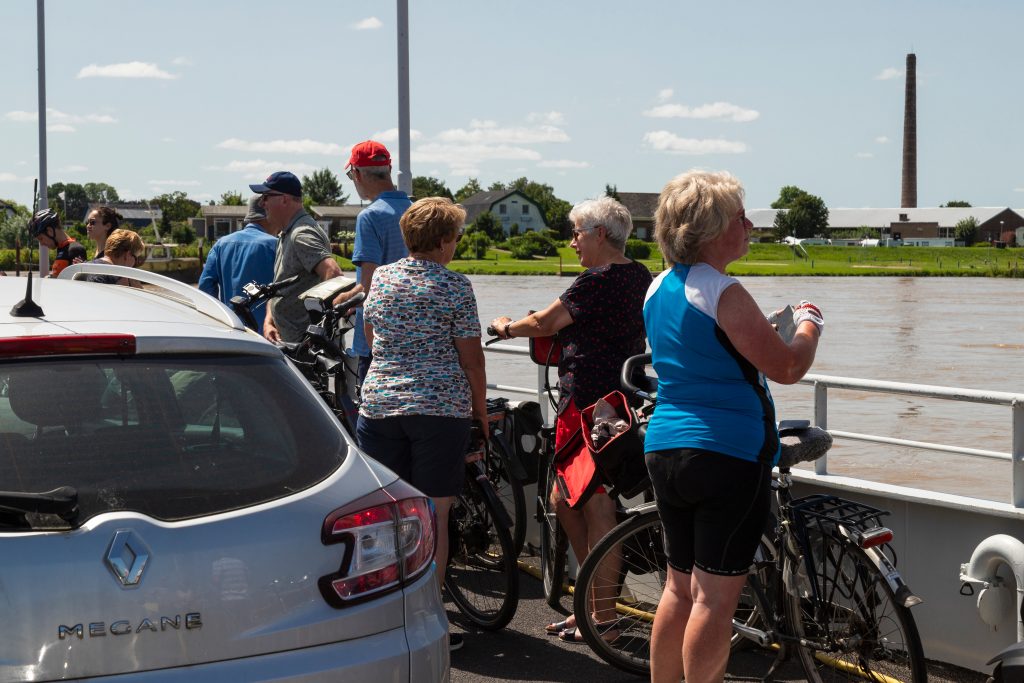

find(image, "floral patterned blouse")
[360,257,481,419]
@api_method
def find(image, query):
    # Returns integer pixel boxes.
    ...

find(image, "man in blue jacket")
[198,195,277,334]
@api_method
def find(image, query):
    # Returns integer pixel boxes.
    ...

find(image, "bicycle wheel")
[785,532,926,683]
[539,457,569,608]
[573,509,665,676]
[731,531,776,652]
[445,475,520,631]
[487,432,527,557]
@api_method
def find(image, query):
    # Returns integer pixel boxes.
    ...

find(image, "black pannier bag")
[509,401,543,484]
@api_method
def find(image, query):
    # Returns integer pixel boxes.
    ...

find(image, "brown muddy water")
[471,275,1024,503]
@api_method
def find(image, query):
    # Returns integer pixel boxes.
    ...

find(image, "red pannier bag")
[580,391,649,499]
[529,334,561,365]
[554,425,602,510]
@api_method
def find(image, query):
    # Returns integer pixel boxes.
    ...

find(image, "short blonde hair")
[654,171,745,265]
[400,197,467,253]
[105,229,146,263]
[568,196,633,250]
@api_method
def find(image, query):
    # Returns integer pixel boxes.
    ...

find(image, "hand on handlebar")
[794,300,824,335]
[263,317,282,344]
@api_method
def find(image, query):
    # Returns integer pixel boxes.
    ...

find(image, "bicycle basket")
[581,391,649,499]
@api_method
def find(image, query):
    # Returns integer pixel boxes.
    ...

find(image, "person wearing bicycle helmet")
[644,170,822,683]
[490,196,652,643]
[28,208,87,277]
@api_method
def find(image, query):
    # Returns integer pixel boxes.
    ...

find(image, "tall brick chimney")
[901,53,917,208]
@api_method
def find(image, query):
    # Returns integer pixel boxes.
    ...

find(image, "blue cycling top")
[643,263,779,465]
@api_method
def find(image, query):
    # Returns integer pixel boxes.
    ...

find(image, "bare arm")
[716,284,820,385]
[454,336,488,440]
[263,306,280,343]
[358,262,378,309]
[489,297,574,339]
[314,256,343,281]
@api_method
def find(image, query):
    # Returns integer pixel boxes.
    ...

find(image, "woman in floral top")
[491,196,652,643]
[357,198,486,650]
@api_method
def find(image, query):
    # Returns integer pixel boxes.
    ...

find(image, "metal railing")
[483,342,1024,508]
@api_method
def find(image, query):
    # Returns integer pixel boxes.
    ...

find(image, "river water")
[468,275,1024,503]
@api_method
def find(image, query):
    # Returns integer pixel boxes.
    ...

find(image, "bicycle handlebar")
[484,325,502,346]
[620,352,655,402]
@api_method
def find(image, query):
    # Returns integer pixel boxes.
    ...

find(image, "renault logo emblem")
[105,530,151,588]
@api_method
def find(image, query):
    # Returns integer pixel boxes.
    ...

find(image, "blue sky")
[2,0,1023,213]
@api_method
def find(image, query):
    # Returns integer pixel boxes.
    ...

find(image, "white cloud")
[205,159,321,178]
[436,124,569,145]
[58,165,88,172]
[1014,187,1024,193]
[643,101,760,123]
[353,16,383,30]
[216,138,343,156]
[47,123,76,133]
[875,67,903,81]
[148,179,201,187]
[369,128,424,143]
[855,152,874,158]
[527,111,565,126]
[450,167,481,177]
[77,61,178,80]
[875,136,890,144]
[413,143,542,167]
[643,131,747,155]
[161,137,175,143]
[5,108,117,124]
[0,172,27,183]
[537,159,590,169]
[171,56,193,66]
[656,88,674,102]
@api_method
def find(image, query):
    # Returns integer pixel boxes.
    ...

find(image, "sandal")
[557,621,621,644]
[544,617,574,635]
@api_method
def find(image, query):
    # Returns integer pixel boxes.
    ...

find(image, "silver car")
[0,267,449,681]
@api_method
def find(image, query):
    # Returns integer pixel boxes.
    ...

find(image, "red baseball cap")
[346,140,391,169]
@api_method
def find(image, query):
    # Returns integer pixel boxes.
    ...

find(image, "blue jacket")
[198,224,277,334]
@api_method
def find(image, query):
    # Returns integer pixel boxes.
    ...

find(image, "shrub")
[507,231,558,259]
[625,239,651,260]
[171,222,196,245]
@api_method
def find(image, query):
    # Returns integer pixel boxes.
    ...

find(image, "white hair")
[569,196,633,249]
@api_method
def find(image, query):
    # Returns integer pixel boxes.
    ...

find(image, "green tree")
[302,168,347,206]
[412,176,454,200]
[220,191,244,206]
[770,186,829,239]
[954,216,979,245]
[457,230,491,259]
[0,213,29,249]
[942,200,972,208]
[604,184,621,201]
[473,211,505,241]
[152,191,201,223]
[487,181,507,192]
[48,182,89,222]
[83,182,120,204]
[507,231,557,259]
[171,222,196,245]
[455,178,483,203]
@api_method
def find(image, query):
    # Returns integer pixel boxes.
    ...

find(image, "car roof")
[0,274,278,357]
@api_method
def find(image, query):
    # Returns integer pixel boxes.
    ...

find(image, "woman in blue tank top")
[644,171,824,683]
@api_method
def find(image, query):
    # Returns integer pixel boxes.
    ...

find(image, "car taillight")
[0,334,136,358]
[319,481,436,607]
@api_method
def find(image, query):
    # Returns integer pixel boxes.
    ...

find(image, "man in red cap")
[346,140,412,384]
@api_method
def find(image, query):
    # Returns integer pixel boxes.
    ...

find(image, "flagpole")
[36,0,49,274]
[396,0,411,195]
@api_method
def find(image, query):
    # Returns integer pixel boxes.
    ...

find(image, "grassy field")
[333,243,1024,277]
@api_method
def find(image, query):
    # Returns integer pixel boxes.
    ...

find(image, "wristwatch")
[504,322,513,339]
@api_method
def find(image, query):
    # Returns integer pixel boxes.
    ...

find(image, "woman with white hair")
[644,170,823,683]
[491,196,652,642]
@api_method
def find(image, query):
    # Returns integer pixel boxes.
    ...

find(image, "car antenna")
[12,178,46,317]
[11,270,44,318]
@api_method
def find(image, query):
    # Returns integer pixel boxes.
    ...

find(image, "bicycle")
[484,397,528,558]
[571,353,927,682]
[444,421,520,630]
[230,275,364,435]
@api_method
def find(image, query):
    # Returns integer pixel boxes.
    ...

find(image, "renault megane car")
[0,266,448,682]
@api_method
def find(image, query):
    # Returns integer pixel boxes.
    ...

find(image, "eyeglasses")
[571,226,598,240]
[456,229,465,243]
[346,168,357,181]
[261,193,284,203]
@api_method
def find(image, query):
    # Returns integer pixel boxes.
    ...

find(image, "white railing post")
[1013,400,1024,508]
[814,381,829,475]
[537,364,549,425]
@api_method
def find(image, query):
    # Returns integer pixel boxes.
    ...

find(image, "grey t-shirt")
[270,210,332,343]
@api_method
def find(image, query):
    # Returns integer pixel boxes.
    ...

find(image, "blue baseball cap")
[249,171,302,197]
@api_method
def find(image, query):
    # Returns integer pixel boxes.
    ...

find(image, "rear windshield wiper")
[0,486,79,529]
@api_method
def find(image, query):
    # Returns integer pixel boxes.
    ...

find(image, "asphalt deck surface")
[446,558,989,683]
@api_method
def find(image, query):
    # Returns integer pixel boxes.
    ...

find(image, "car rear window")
[0,355,346,525]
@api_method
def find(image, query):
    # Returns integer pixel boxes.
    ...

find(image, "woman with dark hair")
[84,207,121,259]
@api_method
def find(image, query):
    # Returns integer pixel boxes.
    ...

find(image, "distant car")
[0,265,448,682]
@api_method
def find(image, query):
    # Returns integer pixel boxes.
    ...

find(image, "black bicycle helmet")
[28,209,60,239]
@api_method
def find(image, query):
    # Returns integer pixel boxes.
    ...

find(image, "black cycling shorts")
[645,448,770,576]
